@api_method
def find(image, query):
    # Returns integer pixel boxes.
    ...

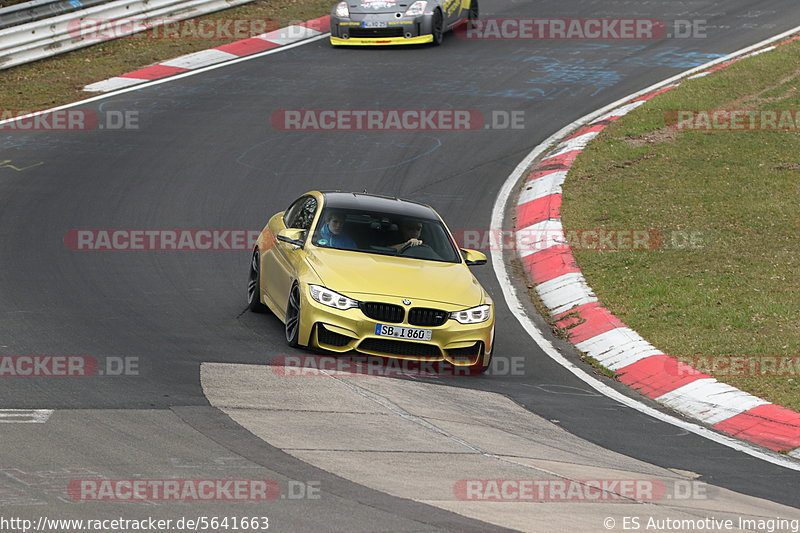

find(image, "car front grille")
[358,338,441,357]
[317,325,353,347]
[408,307,449,327]
[348,27,405,38]
[359,302,404,323]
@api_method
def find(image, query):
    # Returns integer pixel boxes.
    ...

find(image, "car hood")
[347,0,406,15]
[306,248,485,308]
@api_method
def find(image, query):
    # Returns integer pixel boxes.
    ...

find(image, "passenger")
[317,210,358,250]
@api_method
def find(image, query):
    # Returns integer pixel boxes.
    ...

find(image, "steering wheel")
[399,243,432,254]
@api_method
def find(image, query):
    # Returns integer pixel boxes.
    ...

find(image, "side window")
[283,197,305,228]
[290,197,318,231]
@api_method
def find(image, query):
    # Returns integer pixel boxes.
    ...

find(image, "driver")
[317,210,357,250]
[390,219,424,251]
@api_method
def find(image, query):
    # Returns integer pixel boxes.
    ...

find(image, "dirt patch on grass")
[624,128,680,147]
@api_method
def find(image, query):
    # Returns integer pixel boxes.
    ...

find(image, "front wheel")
[285,284,302,347]
[431,9,444,46]
[467,0,478,24]
[247,249,269,313]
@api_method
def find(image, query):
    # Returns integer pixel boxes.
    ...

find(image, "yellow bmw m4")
[247,191,494,373]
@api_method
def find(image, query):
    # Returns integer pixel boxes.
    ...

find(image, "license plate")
[375,323,432,341]
[362,21,388,28]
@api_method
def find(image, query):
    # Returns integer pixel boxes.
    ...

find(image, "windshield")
[311,207,461,263]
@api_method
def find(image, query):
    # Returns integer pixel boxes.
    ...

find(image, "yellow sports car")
[247,191,494,373]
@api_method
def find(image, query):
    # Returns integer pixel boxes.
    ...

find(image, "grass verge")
[563,39,800,412]
[0,0,331,111]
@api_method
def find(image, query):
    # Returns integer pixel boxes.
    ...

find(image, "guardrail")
[0,0,115,31]
[0,0,255,70]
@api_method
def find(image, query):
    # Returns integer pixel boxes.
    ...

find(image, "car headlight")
[450,304,491,324]
[335,1,350,17]
[309,285,359,310]
[404,0,427,16]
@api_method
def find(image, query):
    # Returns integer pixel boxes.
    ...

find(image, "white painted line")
[0,409,53,423]
[0,32,329,129]
[593,100,647,122]
[547,131,600,159]
[517,171,567,205]
[655,380,770,425]
[161,49,239,69]
[687,72,712,80]
[790,448,800,460]
[536,272,597,315]
[83,77,147,93]
[492,23,800,471]
[516,219,564,258]
[256,25,322,45]
[575,327,663,371]
[744,46,776,57]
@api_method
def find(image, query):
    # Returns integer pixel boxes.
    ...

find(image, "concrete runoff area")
[203,363,800,532]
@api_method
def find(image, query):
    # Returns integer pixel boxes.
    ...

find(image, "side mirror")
[277,228,306,248]
[461,248,487,266]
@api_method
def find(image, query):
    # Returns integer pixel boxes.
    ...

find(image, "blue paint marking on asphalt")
[424,45,726,101]
[69,0,82,7]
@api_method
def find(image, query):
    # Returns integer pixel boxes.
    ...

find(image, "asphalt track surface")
[1,0,799,529]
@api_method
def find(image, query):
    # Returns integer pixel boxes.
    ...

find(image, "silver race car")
[330,0,478,46]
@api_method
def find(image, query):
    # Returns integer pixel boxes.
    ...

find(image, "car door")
[266,195,318,318]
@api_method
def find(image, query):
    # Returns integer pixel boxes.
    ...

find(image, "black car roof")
[320,192,439,220]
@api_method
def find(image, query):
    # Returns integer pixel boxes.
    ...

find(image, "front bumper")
[330,34,433,46]
[330,13,435,46]
[297,285,494,367]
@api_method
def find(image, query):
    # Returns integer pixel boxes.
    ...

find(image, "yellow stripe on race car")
[330,35,434,46]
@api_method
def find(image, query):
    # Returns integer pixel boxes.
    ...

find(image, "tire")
[467,356,491,375]
[285,284,302,348]
[431,9,444,46]
[247,249,269,313]
[468,0,478,23]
